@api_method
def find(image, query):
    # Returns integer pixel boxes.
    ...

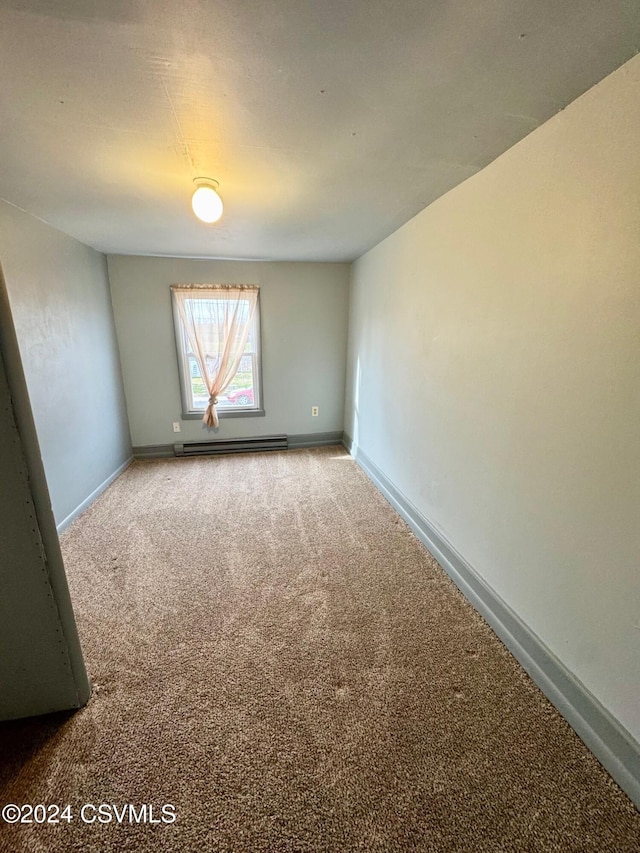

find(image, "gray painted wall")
[345,56,640,743]
[0,201,132,528]
[0,265,90,720]
[107,256,350,447]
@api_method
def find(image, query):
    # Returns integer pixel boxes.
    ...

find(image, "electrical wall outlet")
[172,422,181,433]
[311,406,319,417]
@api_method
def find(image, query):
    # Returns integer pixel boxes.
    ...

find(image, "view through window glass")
[174,290,261,415]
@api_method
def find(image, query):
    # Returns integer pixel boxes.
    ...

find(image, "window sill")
[181,408,265,420]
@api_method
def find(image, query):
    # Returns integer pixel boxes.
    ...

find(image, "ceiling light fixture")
[191,177,223,224]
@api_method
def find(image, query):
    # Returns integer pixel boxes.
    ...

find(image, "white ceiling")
[1,1,638,262]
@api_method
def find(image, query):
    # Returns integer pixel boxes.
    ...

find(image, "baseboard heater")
[174,434,288,457]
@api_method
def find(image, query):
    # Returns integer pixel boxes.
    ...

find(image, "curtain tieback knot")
[208,395,219,407]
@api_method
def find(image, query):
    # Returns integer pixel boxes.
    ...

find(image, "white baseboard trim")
[346,436,640,810]
[56,456,134,534]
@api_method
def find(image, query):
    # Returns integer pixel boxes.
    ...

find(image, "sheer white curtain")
[171,285,259,427]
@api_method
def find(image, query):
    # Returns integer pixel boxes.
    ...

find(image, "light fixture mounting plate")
[193,177,219,190]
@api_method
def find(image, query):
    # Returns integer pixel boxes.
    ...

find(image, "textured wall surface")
[107,256,350,447]
[0,202,131,526]
[345,56,640,741]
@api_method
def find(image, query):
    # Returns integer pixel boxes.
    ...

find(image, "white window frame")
[171,287,265,420]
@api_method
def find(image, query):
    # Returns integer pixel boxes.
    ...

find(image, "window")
[171,285,263,421]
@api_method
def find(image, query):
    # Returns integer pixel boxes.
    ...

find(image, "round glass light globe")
[191,186,223,223]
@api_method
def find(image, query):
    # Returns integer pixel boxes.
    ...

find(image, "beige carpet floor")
[0,446,638,852]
